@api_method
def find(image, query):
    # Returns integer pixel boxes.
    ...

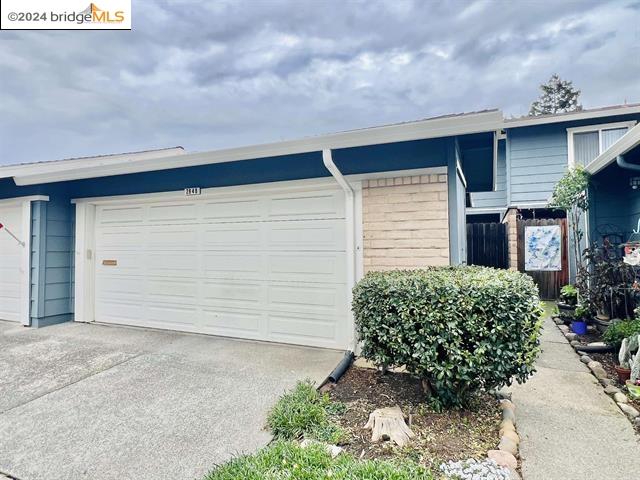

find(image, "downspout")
[322,149,358,359]
[617,155,640,171]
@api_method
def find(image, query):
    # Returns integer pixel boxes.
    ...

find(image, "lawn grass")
[267,380,347,444]
[203,440,435,480]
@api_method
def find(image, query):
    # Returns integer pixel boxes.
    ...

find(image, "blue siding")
[507,124,568,206]
[29,199,74,328]
[506,113,640,207]
[468,140,507,211]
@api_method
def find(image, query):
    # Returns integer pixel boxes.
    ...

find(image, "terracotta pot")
[615,365,631,383]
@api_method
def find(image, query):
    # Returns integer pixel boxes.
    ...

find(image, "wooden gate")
[517,218,569,299]
[466,222,508,269]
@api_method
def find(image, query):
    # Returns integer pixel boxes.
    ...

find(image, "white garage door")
[0,203,25,322]
[93,184,349,349]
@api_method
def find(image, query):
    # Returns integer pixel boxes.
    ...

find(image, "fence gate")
[517,218,569,300]
[466,222,508,269]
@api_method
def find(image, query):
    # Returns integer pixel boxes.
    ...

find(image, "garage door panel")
[200,308,262,335]
[96,229,145,250]
[268,220,345,251]
[147,227,198,249]
[203,253,264,277]
[147,278,198,304]
[96,300,144,323]
[146,304,198,327]
[0,203,24,322]
[97,206,144,225]
[202,224,262,248]
[268,192,344,219]
[269,253,345,283]
[268,314,337,343]
[93,184,349,348]
[147,253,200,277]
[96,276,143,301]
[268,284,346,315]
[201,281,262,306]
[148,203,199,223]
[202,199,262,221]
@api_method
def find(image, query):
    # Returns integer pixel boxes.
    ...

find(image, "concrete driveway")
[0,320,342,480]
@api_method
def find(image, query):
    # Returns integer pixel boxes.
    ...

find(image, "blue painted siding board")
[506,113,640,207]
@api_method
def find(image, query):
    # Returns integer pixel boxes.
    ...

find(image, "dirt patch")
[328,366,501,470]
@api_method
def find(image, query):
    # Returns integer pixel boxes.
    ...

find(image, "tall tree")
[529,74,582,115]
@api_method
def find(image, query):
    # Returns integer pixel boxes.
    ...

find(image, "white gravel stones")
[440,458,511,480]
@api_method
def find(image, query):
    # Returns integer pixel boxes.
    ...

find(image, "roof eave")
[504,104,640,129]
[7,110,503,186]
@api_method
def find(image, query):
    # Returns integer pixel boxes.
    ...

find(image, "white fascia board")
[0,195,49,205]
[0,148,185,184]
[504,105,640,129]
[10,111,503,186]
[586,123,640,174]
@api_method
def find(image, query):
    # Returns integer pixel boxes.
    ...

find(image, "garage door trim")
[0,195,49,326]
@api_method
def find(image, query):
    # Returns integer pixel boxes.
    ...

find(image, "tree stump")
[363,406,414,446]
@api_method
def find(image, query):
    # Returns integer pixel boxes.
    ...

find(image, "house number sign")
[184,187,201,196]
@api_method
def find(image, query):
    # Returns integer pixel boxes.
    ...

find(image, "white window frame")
[567,121,636,167]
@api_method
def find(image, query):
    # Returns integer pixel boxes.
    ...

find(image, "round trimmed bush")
[352,266,543,408]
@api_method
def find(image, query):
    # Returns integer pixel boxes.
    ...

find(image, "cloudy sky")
[0,0,639,166]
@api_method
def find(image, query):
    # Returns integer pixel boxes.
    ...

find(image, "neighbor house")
[0,110,500,350]
[467,103,640,284]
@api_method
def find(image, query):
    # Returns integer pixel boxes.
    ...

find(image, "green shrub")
[352,266,543,408]
[204,440,434,480]
[603,318,640,347]
[267,380,345,443]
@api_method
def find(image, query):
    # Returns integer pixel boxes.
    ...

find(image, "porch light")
[631,176,640,189]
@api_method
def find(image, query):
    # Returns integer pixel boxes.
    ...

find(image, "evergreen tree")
[529,74,582,115]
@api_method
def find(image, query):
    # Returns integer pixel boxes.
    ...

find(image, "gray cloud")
[0,0,639,165]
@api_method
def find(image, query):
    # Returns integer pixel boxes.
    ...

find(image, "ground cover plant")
[203,440,435,480]
[352,266,543,408]
[267,380,346,444]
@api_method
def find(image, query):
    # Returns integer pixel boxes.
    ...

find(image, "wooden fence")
[466,222,509,269]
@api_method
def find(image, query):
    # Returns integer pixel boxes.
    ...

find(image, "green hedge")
[352,266,543,408]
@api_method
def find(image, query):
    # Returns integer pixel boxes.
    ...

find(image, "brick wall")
[503,208,519,269]
[362,173,449,272]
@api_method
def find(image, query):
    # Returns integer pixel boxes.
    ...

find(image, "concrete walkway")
[510,314,639,480]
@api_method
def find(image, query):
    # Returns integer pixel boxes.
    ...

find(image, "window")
[567,121,636,167]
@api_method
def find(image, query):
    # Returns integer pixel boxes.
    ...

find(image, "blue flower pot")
[571,320,587,335]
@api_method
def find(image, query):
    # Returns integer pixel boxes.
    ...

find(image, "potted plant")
[558,284,578,313]
[614,334,639,383]
[570,304,590,335]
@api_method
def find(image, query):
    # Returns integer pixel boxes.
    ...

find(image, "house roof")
[586,123,640,174]
[504,103,640,128]
[0,110,503,186]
